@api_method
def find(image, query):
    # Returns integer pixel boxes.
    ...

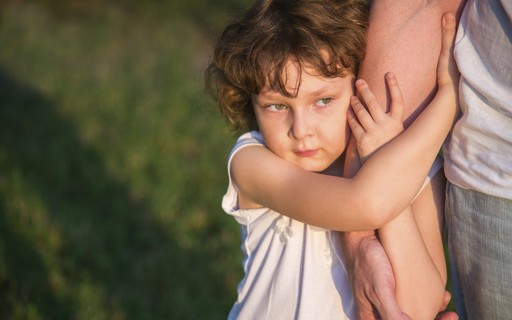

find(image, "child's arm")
[231,12,459,231]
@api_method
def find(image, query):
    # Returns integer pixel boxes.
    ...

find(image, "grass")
[0,0,251,318]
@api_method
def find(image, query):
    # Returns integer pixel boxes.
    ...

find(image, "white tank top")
[223,131,443,319]
[223,131,356,319]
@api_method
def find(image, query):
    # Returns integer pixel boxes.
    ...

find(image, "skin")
[252,61,353,176]
[340,1,465,319]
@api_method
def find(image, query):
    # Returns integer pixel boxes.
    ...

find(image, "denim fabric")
[445,182,512,320]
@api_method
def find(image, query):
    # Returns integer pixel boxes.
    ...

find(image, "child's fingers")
[385,72,404,122]
[350,95,374,131]
[437,12,457,87]
[355,79,386,123]
[347,107,366,139]
[441,13,456,59]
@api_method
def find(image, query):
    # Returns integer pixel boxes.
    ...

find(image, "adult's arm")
[340,1,465,319]
[359,0,465,124]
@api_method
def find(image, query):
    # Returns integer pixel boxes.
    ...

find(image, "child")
[205,0,458,318]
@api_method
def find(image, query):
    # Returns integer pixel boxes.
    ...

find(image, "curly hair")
[205,0,369,132]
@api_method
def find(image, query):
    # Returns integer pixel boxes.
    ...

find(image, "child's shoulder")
[235,131,264,147]
[228,131,265,159]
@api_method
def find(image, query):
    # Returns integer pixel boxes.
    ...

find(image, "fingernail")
[386,72,395,80]
[444,13,455,25]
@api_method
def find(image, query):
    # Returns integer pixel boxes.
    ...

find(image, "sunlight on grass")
[0,0,250,318]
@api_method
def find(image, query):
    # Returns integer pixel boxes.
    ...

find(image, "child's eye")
[266,104,288,111]
[316,98,333,107]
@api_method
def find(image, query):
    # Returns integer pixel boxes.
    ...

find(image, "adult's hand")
[342,231,458,320]
[340,231,411,320]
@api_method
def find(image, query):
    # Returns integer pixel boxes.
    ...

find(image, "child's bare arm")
[231,13,458,231]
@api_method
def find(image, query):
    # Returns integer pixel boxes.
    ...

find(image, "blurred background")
[0,0,252,318]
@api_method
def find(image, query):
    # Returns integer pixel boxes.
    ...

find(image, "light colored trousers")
[445,182,512,320]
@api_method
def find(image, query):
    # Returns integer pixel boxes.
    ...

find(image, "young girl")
[205,0,458,318]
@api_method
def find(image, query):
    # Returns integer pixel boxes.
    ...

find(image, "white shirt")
[223,131,356,320]
[444,0,512,199]
[223,131,443,319]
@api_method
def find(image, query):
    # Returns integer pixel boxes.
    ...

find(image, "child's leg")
[378,173,447,319]
[410,171,447,284]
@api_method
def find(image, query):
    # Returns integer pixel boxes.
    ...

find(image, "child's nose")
[290,111,313,140]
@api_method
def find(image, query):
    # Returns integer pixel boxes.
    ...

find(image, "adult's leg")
[446,182,512,320]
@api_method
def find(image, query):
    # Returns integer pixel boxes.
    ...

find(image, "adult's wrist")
[340,230,377,263]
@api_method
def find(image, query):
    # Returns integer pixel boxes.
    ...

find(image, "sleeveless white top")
[223,131,356,320]
[223,131,443,319]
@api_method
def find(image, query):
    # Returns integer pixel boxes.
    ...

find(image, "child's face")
[252,59,353,173]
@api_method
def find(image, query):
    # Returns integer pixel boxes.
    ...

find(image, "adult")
[443,1,512,319]
[344,1,512,319]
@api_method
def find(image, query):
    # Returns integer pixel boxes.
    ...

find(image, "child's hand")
[435,12,460,115]
[437,13,459,94]
[348,73,404,163]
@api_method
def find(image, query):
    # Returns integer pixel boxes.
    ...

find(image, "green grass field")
[0,0,252,318]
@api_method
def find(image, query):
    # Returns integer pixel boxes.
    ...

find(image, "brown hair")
[205,0,369,132]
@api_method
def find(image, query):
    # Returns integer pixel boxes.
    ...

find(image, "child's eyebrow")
[257,86,296,98]
[304,81,341,97]
[253,91,283,103]
[307,87,332,97]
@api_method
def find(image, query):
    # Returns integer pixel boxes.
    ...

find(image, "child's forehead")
[262,50,330,73]
[260,56,349,93]
[257,70,354,103]
[260,62,310,97]
[263,57,317,83]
